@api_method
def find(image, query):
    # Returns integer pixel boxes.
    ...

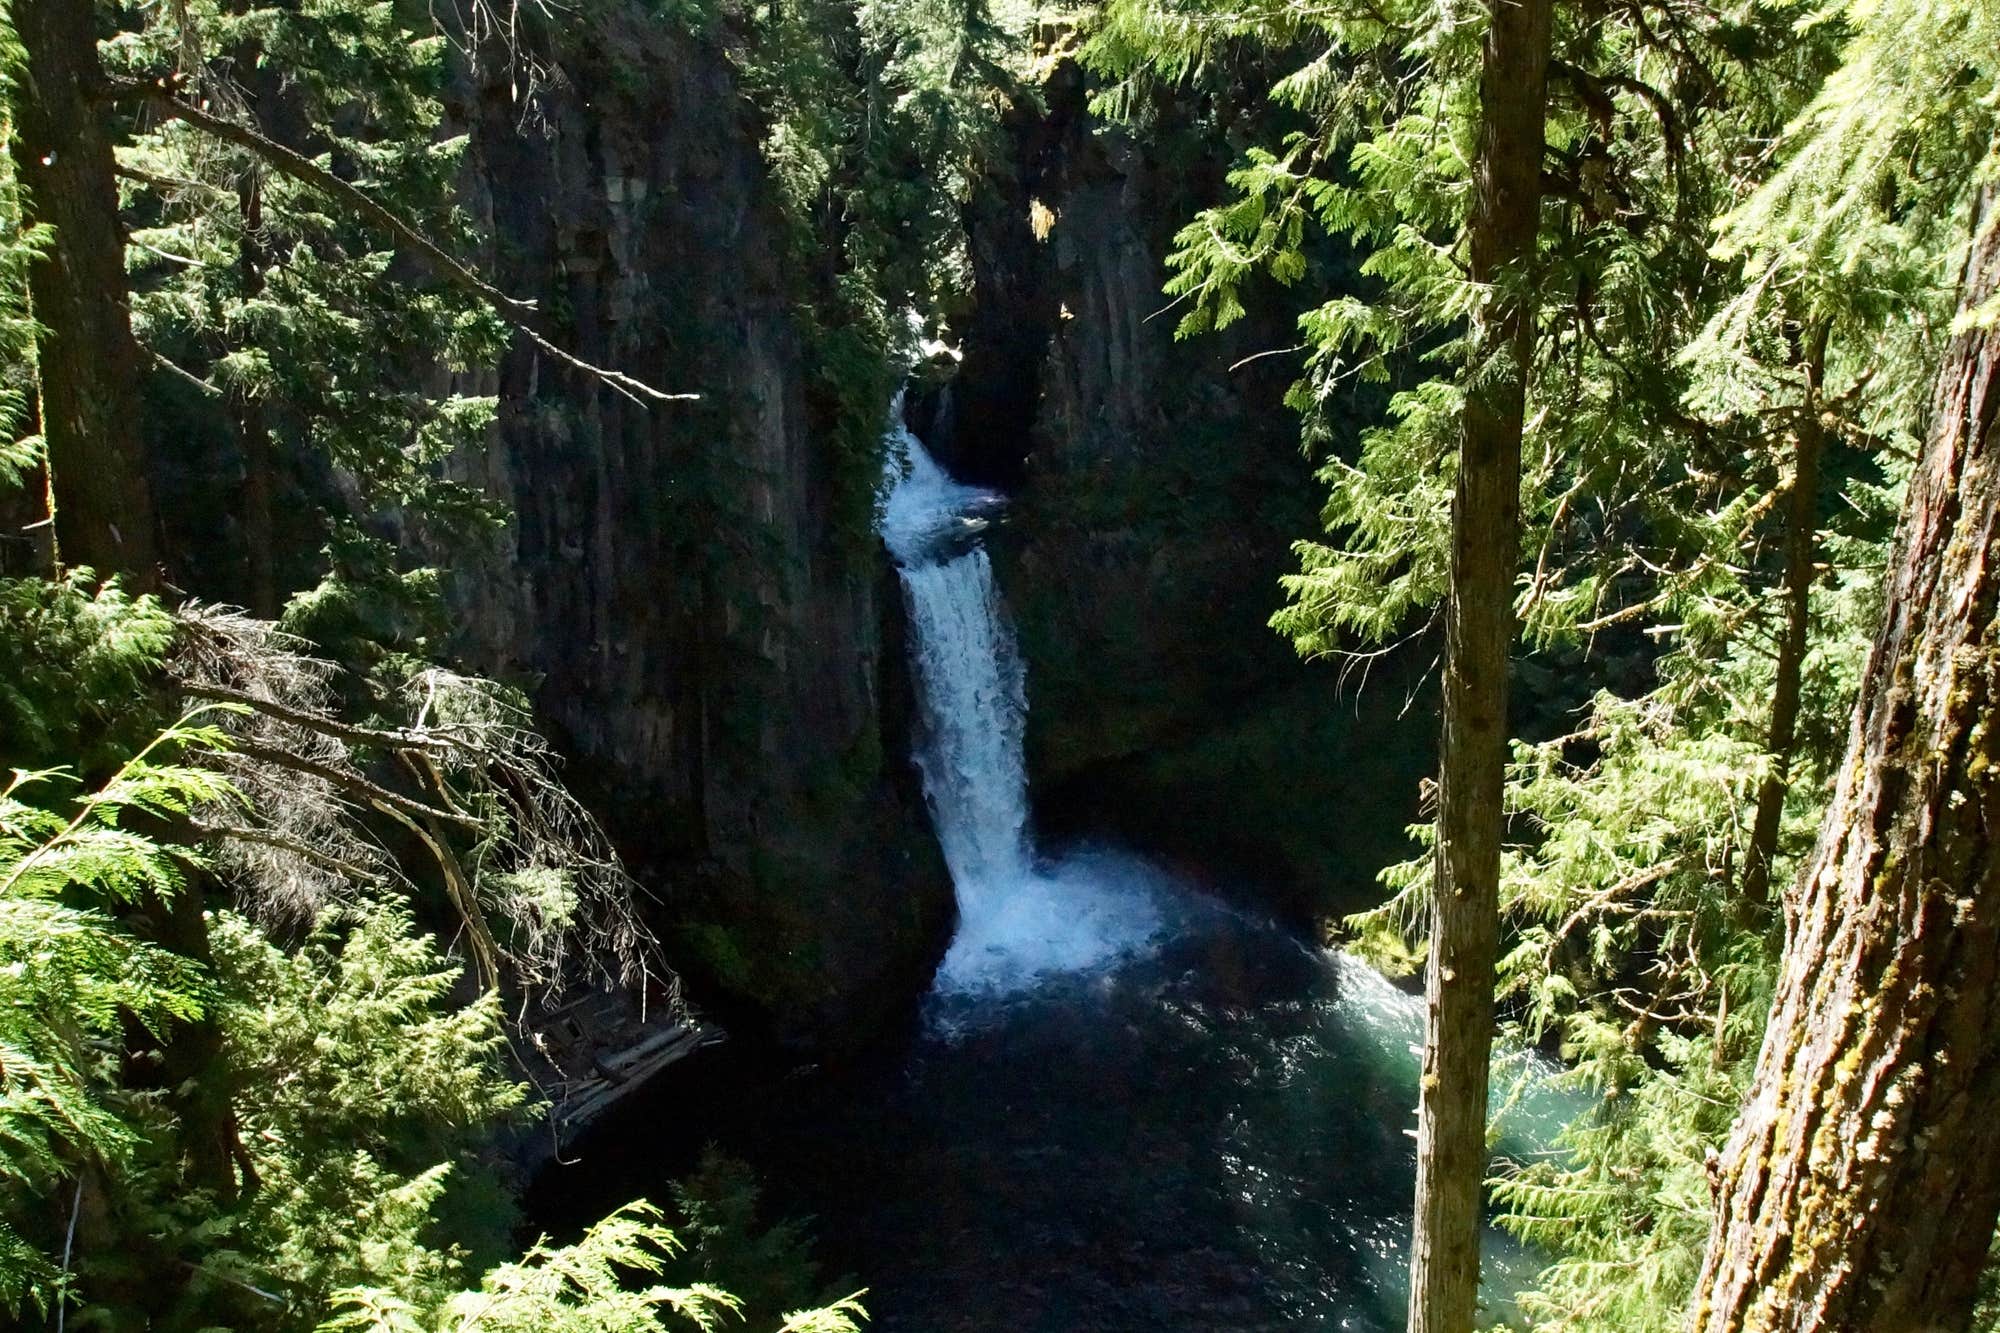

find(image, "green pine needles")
[321,1202,866,1333]
[0,590,870,1328]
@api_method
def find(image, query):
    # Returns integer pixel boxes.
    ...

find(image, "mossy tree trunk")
[1406,0,1550,1328]
[9,0,158,584]
[1691,188,2000,1333]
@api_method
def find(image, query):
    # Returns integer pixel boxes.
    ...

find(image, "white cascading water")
[881,413,1162,996]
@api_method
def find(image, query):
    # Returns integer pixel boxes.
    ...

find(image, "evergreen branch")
[1550,60,1682,154]
[0,707,238,899]
[1554,858,1683,941]
[108,76,698,407]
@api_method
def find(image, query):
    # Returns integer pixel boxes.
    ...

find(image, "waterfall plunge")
[881,418,1162,997]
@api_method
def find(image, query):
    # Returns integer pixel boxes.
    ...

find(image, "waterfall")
[566,407,1582,1332]
[880,440,1032,890]
[882,416,1161,997]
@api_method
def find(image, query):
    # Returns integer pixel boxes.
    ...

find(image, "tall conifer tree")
[1408,0,1550,1325]
[9,0,157,581]
[1693,175,2000,1333]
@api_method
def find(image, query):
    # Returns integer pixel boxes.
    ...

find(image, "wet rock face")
[444,10,950,1054]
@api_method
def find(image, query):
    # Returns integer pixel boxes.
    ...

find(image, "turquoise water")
[540,856,1575,1333]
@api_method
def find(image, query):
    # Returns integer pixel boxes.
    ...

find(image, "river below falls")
[526,416,1576,1330]
[528,854,1573,1332]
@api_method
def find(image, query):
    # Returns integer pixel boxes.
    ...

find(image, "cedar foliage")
[1084,0,1998,1322]
[0,0,1008,1326]
[8,0,2000,1324]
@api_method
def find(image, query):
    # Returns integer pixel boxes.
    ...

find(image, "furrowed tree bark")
[1690,186,2000,1333]
[9,0,158,584]
[1740,322,1830,914]
[1406,0,1550,1328]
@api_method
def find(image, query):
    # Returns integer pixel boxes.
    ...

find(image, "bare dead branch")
[190,820,384,884]
[151,351,221,397]
[371,799,503,993]
[182,681,458,754]
[173,608,673,1004]
[115,161,230,197]
[109,76,698,406]
[227,740,483,831]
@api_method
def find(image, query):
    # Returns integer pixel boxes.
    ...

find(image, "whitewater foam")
[880,415,1162,998]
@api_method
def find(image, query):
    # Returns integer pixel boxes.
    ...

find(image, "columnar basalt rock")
[941,61,1436,920]
[444,11,950,1052]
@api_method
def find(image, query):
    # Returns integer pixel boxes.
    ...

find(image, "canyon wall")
[929,63,1437,921]
[445,10,950,1051]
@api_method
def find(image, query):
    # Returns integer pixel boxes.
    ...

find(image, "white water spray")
[882,415,1161,996]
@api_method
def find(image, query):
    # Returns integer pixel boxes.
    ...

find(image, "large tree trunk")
[11,0,248,1269]
[122,863,251,1210]
[1740,322,1830,913]
[1690,188,2000,1333]
[9,0,158,583]
[1405,0,1550,1328]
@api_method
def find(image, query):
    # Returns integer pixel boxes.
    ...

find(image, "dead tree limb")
[226,740,482,831]
[108,76,698,406]
[182,681,458,754]
[189,819,384,884]
[368,799,503,992]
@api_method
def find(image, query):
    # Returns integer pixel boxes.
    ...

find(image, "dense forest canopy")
[1,0,1997,1329]
[1085,0,2000,1321]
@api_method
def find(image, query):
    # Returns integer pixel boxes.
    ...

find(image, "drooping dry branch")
[401,666,664,993]
[370,798,503,994]
[108,75,698,407]
[178,603,700,1136]
[181,681,457,754]
[228,739,484,831]
[174,609,396,918]
[189,819,384,884]
[172,607,674,1004]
